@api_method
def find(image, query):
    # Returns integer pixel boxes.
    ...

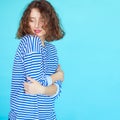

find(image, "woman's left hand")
[24,77,45,95]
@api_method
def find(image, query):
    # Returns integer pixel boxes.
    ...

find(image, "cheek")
[28,23,35,34]
[42,30,46,35]
[29,22,34,29]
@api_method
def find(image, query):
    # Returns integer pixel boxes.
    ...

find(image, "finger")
[58,64,60,69]
[24,82,30,91]
[24,87,28,91]
[24,82,27,87]
[24,86,28,92]
[25,90,29,94]
[24,82,29,87]
[27,77,36,83]
[25,91,34,95]
[57,65,61,71]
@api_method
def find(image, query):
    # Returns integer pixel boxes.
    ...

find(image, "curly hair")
[16,0,65,41]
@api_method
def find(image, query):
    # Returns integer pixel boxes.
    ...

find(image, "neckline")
[41,41,47,49]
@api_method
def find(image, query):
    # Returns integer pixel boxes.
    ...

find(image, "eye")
[39,19,44,23]
[29,20,34,22]
[29,18,35,22]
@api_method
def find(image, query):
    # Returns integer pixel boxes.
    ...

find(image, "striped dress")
[9,35,61,120]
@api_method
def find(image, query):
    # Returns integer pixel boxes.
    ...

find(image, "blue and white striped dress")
[9,35,61,120]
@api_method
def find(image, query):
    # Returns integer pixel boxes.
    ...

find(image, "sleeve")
[22,35,47,85]
[23,52,44,83]
[52,80,62,98]
[22,35,62,97]
[49,45,62,98]
[45,75,62,98]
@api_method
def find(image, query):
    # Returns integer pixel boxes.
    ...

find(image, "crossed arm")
[24,65,64,96]
[21,35,64,96]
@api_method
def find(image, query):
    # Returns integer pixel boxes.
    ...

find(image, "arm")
[24,67,64,96]
[43,84,58,96]
[51,65,64,83]
[46,65,64,86]
[22,35,63,96]
[24,77,58,96]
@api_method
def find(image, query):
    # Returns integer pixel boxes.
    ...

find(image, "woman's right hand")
[56,65,64,82]
[50,65,64,83]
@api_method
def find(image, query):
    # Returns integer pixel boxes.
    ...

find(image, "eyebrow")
[29,17,35,19]
[30,16,44,19]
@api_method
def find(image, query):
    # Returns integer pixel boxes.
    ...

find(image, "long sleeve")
[23,52,45,84]
[9,35,62,119]
[21,35,47,86]
[21,35,62,97]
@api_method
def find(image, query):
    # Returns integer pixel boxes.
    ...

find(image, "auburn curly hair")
[16,0,65,41]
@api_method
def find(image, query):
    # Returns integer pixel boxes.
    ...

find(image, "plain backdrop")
[0,0,120,120]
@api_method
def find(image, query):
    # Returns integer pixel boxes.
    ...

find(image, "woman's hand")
[56,65,64,82]
[24,77,45,95]
[50,65,64,83]
[24,77,58,96]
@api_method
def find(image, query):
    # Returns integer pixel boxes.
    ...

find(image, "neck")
[41,40,45,47]
[40,36,45,47]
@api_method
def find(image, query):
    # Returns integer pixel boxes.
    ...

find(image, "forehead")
[30,8,43,18]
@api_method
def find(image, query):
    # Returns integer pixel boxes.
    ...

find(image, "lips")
[34,30,41,34]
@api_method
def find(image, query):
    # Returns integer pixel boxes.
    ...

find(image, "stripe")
[9,35,61,120]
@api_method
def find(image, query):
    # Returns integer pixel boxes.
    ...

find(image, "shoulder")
[46,42,56,50]
[20,35,41,45]
[46,42,57,54]
[20,35,42,53]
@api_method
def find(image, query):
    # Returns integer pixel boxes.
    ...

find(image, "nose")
[35,21,39,28]
[35,21,43,28]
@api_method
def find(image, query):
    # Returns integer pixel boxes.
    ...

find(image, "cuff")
[50,83,59,97]
[46,76,52,86]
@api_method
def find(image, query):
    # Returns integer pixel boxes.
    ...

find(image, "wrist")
[51,72,59,83]
[38,85,46,95]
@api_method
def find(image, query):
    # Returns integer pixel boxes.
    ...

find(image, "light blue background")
[0,0,120,120]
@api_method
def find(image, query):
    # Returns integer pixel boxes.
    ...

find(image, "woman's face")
[29,8,46,40]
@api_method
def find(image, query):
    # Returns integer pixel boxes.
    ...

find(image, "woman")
[9,0,65,119]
